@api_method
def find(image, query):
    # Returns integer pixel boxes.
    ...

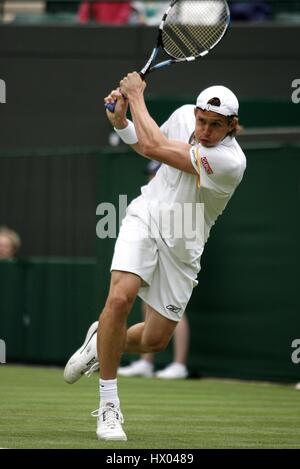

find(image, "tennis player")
[64,72,246,441]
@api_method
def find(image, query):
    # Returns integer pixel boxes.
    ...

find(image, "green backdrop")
[1,143,299,382]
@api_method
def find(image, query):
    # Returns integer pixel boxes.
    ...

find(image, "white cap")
[196,85,239,116]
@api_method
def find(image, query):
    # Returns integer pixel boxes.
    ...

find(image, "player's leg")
[124,303,177,354]
[98,270,142,379]
[155,313,189,379]
[141,235,196,380]
[64,271,140,386]
[95,269,142,442]
[118,301,155,377]
[96,274,177,442]
[173,313,190,364]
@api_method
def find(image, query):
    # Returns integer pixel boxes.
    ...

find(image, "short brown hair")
[227,115,239,138]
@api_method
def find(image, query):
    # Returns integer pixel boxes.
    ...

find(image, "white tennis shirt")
[134,104,246,266]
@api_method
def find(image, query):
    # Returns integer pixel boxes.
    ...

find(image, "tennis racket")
[105,0,230,112]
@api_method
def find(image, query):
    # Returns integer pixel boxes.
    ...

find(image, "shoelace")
[84,361,100,378]
[91,407,124,428]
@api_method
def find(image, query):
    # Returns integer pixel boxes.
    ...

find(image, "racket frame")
[140,0,230,77]
[105,0,231,111]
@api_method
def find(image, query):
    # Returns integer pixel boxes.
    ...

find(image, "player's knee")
[150,342,166,353]
[107,291,132,315]
[143,336,169,353]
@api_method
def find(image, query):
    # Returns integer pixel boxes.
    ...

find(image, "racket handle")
[105,76,145,112]
[105,101,117,113]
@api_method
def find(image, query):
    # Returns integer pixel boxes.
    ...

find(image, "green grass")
[0,365,300,449]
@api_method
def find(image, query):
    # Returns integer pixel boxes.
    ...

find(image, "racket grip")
[105,101,116,113]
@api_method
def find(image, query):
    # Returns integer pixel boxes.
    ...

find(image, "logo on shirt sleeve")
[201,157,213,175]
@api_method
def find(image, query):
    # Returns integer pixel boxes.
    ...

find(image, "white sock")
[99,378,120,408]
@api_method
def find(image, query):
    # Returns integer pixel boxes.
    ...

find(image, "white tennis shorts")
[111,199,199,322]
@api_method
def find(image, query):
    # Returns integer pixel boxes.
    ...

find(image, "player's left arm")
[120,72,197,175]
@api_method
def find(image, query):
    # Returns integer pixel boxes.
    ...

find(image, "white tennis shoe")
[92,403,127,441]
[118,359,154,377]
[155,362,188,379]
[63,321,99,384]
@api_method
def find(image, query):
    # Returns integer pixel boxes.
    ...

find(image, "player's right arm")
[104,88,144,155]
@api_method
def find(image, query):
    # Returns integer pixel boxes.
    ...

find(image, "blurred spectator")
[0,226,21,260]
[132,1,168,25]
[229,1,271,22]
[78,1,132,24]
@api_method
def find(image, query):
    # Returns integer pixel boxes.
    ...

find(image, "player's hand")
[119,72,146,100]
[104,88,128,128]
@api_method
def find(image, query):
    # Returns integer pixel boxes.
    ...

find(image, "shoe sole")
[64,321,99,384]
[155,373,188,379]
[97,434,127,441]
[117,371,154,377]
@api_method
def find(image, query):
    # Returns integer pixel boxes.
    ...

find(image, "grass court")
[1,365,300,449]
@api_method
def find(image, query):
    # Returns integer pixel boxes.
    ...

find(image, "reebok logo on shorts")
[166,304,182,314]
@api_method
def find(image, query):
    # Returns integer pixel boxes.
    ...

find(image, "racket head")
[161,0,230,60]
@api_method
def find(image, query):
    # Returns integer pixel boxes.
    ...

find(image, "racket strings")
[162,0,229,59]
[163,26,200,57]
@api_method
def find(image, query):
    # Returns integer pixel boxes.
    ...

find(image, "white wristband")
[114,120,138,145]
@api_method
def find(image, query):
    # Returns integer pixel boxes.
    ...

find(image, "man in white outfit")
[64,72,246,442]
